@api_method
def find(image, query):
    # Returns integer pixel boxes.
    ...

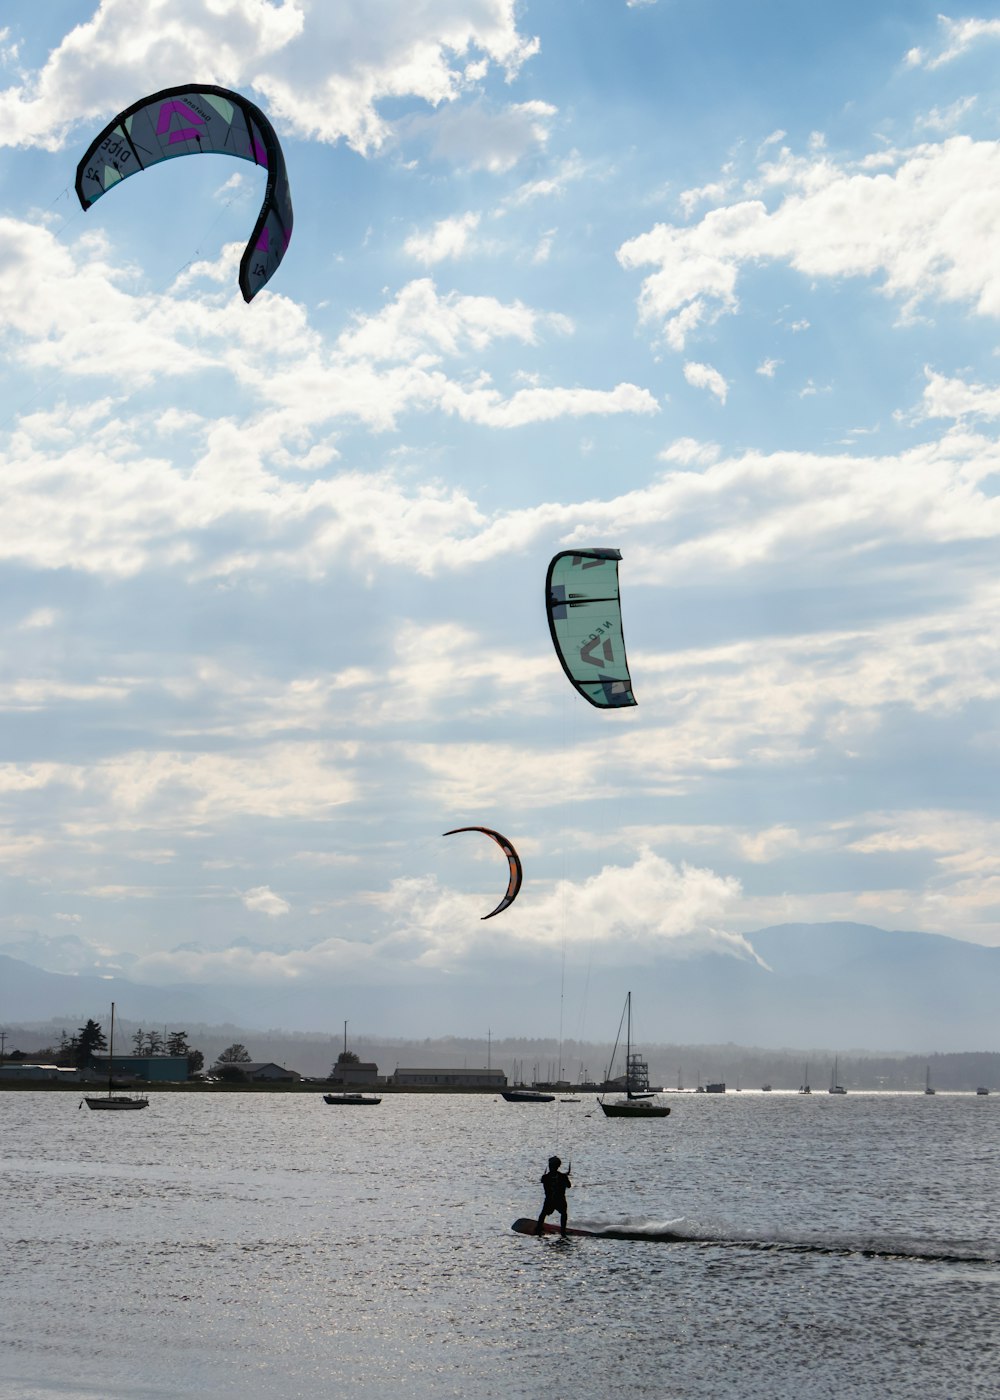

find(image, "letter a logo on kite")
[156,99,205,145]
[580,636,614,668]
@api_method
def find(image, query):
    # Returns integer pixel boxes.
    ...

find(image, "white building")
[328,1060,383,1087]
[0,1064,81,1081]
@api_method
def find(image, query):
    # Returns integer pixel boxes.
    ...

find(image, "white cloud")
[404,212,481,264]
[242,885,291,917]
[756,357,780,378]
[909,15,1000,70]
[108,848,757,988]
[0,223,657,490]
[503,153,589,208]
[658,436,720,467]
[915,96,977,132]
[618,137,1000,349]
[0,744,358,839]
[378,846,755,968]
[683,360,728,403]
[680,178,734,217]
[18,607,58,630]
[918,366,1000,421]
[406,98,556,172]
[0,0,539,155]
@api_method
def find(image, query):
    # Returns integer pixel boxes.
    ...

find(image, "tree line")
[42,1019,207,1077]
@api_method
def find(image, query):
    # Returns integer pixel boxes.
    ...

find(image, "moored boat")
[83,1003,149,1111]
[599,993,670,1118]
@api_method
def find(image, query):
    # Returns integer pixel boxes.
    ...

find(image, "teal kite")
[545,549,636,708]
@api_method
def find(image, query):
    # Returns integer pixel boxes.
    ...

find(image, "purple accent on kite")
[156,100,205,144]
[253,138,269,167]
[256,227,270,252]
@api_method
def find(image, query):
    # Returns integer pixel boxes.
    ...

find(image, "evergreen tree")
[75,1019,107,1067]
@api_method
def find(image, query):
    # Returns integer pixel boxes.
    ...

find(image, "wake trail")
[515,1216,998,1264]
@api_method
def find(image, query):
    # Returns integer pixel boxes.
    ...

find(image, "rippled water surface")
[1,1089,998,1398]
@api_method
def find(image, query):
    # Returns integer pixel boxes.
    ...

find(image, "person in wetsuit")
[535,1155,572,1235]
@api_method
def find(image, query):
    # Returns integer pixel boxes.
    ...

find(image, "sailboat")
[83,1003,149,1110]
[798,1063,811,1094]
[924,1066,935,1096]
[498,1057,552,1102]
[323,1021,381,1105]
[599,993,670,1118]
[828,1058,847,1094]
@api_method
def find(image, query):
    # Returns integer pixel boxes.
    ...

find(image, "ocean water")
[0,1089,997,1400]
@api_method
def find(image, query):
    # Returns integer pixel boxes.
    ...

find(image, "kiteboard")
[512,1216,688,1242]
[512,1217,593,1238]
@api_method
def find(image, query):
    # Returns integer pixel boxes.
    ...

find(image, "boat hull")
[84,1096,148,1110]
[600,1100,670,1118]
[501,1090,555,1103]
[322,1094,381,1105]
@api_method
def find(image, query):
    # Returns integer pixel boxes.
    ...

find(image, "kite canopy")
[443,826,523,920]
[75,84,292,303]
[545,549,637,708]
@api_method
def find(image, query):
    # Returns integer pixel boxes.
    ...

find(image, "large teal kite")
[75,84,292,302]
[545,549,636,708]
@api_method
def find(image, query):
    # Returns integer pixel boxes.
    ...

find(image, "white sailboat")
[829,1058,847,1094]
[83,1003,149,1110]
[599,992,670,1118]
[924,1066,935,1096]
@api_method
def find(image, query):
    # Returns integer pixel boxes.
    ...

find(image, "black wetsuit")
[536,1167,572,1233]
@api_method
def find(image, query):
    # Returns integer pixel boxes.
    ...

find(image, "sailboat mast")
[108,1001,115,1096]
[626,991,632,1096]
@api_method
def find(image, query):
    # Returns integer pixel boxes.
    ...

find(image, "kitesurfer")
[535,1155,572,1235]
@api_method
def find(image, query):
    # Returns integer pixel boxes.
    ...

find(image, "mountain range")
[1,922,998,1054]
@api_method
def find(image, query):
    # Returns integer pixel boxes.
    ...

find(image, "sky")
[3,0,1000,1036]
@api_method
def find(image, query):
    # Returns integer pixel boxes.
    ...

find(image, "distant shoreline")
[0,1080,535,1094]
[0,1081,993,1095]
